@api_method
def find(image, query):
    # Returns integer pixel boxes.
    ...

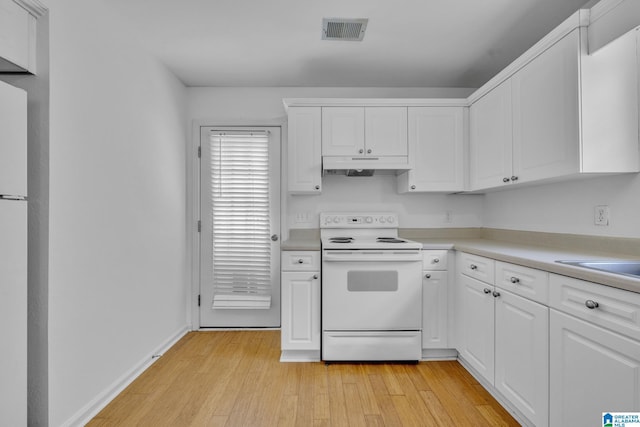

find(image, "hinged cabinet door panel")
[322,107,365,156]
[364,107,408,156]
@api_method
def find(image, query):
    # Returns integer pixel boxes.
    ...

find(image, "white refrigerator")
[0,79,28,425]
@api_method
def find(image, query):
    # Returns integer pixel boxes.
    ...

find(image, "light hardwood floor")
[88,331,519,426]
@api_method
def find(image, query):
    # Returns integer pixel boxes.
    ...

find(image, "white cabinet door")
[0,0,33,72]
[470,80,513,190]
[550,310,640,427]
[0,201,27,426]
[281,271,320,351]
[399,107,464,192]
[287,107,322,194]
[364,107,408,156]
[322,107,365,156]
[512,30,580,184]
[0,80,27,197]
[422,270,448,349]
[495,290,549,427]
[457,274,495,382]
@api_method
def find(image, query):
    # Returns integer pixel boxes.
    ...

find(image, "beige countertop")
[414,237,640,294]
[282,227,640,293]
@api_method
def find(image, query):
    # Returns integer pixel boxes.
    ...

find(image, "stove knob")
[333,216,341,224]
[387,216,395,224]
[379,217,386,223]
[365,216,373,224]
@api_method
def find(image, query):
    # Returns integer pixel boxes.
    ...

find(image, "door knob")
[271,234,278,241]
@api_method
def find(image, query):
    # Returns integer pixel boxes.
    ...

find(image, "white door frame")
[187,118,288,330]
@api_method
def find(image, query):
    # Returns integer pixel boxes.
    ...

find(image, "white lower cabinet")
[495,290,549,427]
[457,273,495,380]
[457,252,549,426]
[280,251,320,361]
[422,250,450,350]
[550,309,640,427]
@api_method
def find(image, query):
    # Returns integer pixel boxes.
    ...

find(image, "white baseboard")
[63,325,190,427]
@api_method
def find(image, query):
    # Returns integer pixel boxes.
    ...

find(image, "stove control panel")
[320,213,399,228]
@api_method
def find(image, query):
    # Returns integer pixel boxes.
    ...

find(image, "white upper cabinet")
[469,25,639,191]
[398,107,465,193]
[364,107,408,157]
[0,80,27,197]
[322,106,407,157]
[321,107,365,156]
[511,29,580,184]
[469,80,513,190]
[0,0,37,73]
[287,107,322,194]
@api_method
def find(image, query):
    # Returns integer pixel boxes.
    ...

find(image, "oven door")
[322,250,422,330]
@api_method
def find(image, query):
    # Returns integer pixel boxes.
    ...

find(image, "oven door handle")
[323,251,422,262]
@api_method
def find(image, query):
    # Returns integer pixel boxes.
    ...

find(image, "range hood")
[323,156,412,176]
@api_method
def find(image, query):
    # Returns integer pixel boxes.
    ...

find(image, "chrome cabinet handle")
[510,277,520,284]
[313,274,318,279]
[271,234,279,241]
[585,300,599,309]
[425,273,431,279]
[411,185,416,190]
[511,176,519,182]
[359,149,364,154]
[314,185,320,190]
[367,149,372,154]
[503,177,510,183]
[433,258,440,264]
[470,264,478,270]
[483,288,492,294]
[297,259,304,264]
[493,291,501,298]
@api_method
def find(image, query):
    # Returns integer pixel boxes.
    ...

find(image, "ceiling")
[103,0,593,88]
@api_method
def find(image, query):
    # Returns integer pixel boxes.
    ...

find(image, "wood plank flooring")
[88,331,519,426]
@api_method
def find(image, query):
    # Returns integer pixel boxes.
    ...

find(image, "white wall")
[188,87,484,232]
[483,173,640,238]
[48,1,188,425]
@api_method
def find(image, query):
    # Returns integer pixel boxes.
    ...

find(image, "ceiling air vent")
[322,18,368,41]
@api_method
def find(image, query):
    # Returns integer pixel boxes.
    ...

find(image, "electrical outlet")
[594,205,610,226]
[295,212,311,223]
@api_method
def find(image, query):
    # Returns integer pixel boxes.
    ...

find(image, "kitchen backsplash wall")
[483,172,640,239]
[288,173,483,231]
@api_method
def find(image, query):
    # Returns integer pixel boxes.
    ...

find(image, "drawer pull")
[433,258,440,263]
[483,288,492,294]
[510,277,520,284]
[585,300,599,309]
[470,264,478,270]
[313,274,318,280]
[493,291,501,298]
[297,259,304,264]
[425,273,431,279]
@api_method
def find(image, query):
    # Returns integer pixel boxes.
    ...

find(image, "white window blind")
[209,131,272,309]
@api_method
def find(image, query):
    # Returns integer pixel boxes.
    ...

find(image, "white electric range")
[320,212,423,362]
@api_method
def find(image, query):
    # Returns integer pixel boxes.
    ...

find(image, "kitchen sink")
[556,260,640,279]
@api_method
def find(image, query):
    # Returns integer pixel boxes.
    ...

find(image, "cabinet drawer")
[549,274,640,341]
[423,250,448,270]
[496,261,549,304]
[282,251,320,271]
[458,252,495,284]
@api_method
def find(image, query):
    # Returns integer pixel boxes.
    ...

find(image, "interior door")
[199,126,281,327]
